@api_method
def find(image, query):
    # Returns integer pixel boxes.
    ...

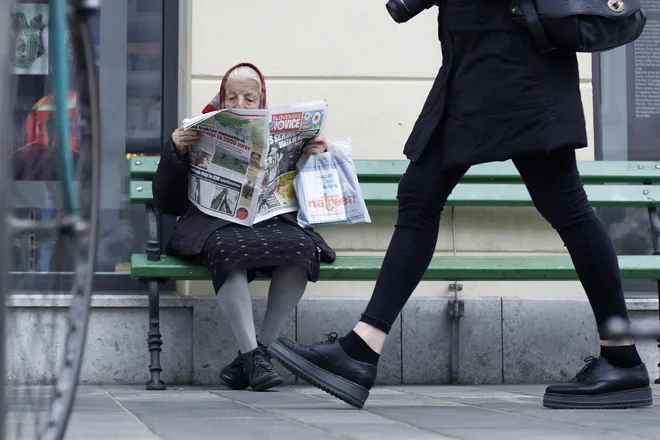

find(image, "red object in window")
[21,91,79,157]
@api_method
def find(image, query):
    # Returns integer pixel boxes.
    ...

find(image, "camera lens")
[385,0,408,23]
[386,0,436,23]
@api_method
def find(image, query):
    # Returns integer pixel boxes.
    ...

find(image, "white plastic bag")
[294,138,371,228]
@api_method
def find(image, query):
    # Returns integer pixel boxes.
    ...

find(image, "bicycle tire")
[38,10,101,440]
[0,0,15,437]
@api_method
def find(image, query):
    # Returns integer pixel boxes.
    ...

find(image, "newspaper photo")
[183,99,328,226]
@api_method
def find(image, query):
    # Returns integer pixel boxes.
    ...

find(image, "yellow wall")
[178,0,596,299]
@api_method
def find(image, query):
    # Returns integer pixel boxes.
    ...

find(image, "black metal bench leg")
[656,279,660,385]
[649,207,660,384]
[146,279,166,390]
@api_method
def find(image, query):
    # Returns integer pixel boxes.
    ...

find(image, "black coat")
[153,138,336,263]
[404,0,587,169]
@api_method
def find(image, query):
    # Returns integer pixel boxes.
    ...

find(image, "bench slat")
[361,183,660,207]
[130,254,660,281]
[130,181,154,204]
[130,156,160,178]
[130,156,660,183]
[130,180,660,208]
[355,160,660,184]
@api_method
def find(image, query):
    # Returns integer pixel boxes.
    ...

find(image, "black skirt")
[200,216,320,292]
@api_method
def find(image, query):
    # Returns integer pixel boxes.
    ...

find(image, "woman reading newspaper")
[153,62,336,391]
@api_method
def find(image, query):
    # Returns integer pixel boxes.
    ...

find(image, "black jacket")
[153,138,336,263]
[404,0,587,169]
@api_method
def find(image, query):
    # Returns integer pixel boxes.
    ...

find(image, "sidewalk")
[8,385,660,440]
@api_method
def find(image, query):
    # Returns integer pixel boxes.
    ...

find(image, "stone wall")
[7,295,659,386]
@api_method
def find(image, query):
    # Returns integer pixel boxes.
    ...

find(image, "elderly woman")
[153,63,335,391]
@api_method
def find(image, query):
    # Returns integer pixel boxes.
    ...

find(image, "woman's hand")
[303,134,327,155]
[172,126,201,156]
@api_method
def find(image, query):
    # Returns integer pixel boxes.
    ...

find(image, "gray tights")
[217,266,308,353]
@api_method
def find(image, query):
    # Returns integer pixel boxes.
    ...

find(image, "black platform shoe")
[543,356,653,409]
[268,334,377,408]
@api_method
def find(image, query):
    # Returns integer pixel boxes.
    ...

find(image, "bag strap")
[519,0,555,52]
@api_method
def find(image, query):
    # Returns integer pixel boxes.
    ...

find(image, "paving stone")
[7,391,159,440]
[394,385,517,399]
[436,428,641,440]
[328,423,456,440]
[120,401,275,420]
[5,385,660,440]
[517,408,660,431]
[140,418,346,440]
[266,407,397,425]
[364,406,563,430]
[211,387,332,406]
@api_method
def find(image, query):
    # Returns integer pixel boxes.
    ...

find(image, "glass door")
[11,0,177,291]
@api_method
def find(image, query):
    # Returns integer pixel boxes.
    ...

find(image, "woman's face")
[224,77,260,110]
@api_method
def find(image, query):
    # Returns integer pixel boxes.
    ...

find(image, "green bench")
[128,155,660,390]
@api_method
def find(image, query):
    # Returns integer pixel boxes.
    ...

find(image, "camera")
[385,0,438,23]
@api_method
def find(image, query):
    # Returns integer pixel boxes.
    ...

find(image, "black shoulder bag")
[510,0,647,53]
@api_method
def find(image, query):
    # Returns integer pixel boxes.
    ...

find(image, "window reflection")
[11,0,164,283]
[596,42,659,293]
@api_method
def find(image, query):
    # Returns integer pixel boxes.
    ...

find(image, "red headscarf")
[202,62,267,114]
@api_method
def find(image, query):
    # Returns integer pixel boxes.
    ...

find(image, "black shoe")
[219,352,249,390]
[219,342,273,390]
[243,345,284,391]
[268,334,377,408]
[543,356,653,409]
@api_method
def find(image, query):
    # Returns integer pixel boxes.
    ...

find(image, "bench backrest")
[130,156,660,183]
[128,156,660,208]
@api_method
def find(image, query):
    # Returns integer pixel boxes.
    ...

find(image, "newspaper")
[183,100,328,226]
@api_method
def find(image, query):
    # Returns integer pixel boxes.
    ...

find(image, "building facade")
[8,0,660,386]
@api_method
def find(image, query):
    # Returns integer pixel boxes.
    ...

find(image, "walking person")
[268,0,653,409]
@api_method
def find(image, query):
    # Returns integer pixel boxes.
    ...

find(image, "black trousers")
[360,141,629,336]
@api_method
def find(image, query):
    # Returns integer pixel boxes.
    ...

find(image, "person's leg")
[340,146,469,361]
[214,269,254,390]
[216,270,258,353]
[258,266,308,346]
[268,137,469,408]
[513,149,639,362]
[215,270,284,391]
[512,148,651,409]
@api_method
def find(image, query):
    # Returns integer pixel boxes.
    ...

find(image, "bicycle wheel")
[4,2,101,439]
